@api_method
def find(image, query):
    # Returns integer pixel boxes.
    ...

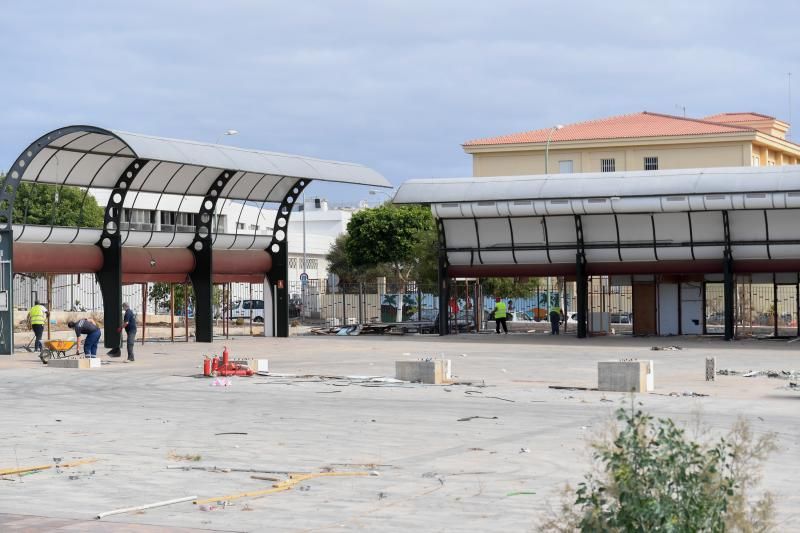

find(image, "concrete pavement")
[1,333,799,531]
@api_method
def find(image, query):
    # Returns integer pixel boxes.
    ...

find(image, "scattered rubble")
[717,369,799,380]
[650,345,683,351]
[456,415,499,422]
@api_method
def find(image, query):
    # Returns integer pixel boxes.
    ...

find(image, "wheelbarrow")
[39,340,78,364]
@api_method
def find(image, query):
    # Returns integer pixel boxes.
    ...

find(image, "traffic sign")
[300,272,309,287]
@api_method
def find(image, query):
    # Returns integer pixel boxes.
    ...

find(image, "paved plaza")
[1,333,800,532]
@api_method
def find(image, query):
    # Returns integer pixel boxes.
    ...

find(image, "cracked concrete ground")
[1,333,799,532]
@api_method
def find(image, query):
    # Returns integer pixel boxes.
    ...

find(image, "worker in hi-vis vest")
[492,297,508,334]
[549,304,562,335]
[27,300,49,352]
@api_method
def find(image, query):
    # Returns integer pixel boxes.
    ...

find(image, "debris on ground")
[650,345,683,351]
[717,369,799,380]
[214,432,248,436]
[168,451,202,462]
[96,495,197,519]
[506,491,537,497]
[548,385,594,391]
[519,448,530,454]
[0,457,97,478]
[653,391,710,397]
[193,471,372,505]
[456,416,499,422]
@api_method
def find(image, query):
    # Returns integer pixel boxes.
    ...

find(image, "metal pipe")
[184,282,189,342]
[170,283,174,342]
[249,282,253,336]
[141,282,146,345]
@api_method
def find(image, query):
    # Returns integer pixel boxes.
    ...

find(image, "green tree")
[326,234,391,286]
[344,204,436,319]
[12,182,104,228]
[480,277,542,298]
[149,283,195,311]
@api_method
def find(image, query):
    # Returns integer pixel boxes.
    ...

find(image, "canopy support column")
[189,170,234,342]
[266,179,310,337]
[576,254,588,339]
[437,218,450,335]
[724,251,735,340]
[575,215,588,339]
[722,211,735,341]
[97,159,148,349]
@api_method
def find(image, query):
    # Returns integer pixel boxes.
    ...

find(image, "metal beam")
[437,218,450,336]
[266,179,310,337]
[1,126,98,355]
[722,210,735,340]
[574,215,588,339]
[189,170,235,342]
[96,158,149,349]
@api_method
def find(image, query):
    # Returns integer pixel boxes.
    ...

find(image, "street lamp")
[369,189,394,203]
[215,129,239,144]
[544,124,564,174]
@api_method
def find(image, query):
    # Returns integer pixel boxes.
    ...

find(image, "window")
[558,160,573,173]
[601,158,616,172]
[289,258,298,269]
[237,222,246,230]
[644,157,658,171]
[752,155,760,166]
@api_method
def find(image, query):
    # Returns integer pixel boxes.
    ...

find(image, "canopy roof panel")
[393,165,800,206]
[394,166,800,274]
[13,126,390,202]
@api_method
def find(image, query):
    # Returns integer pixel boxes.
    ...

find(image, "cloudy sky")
[1,1,797,202]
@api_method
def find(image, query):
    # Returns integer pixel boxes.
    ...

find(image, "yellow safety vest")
[29,305,46,325]
[550,306,562,314]
[494,301,507,319]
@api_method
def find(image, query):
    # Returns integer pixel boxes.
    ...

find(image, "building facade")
[464,112,800,176]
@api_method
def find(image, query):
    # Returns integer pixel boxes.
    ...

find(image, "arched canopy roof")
[13,125,390,200]
[394,166,800,276]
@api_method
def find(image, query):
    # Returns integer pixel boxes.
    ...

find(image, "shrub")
[542,401,776,532]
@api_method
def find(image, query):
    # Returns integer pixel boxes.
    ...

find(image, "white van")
[228,299,265,322]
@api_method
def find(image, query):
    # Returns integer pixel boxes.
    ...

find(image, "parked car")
[228,299,265,322]
[610,313,633,324]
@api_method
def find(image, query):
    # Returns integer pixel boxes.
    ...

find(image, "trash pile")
[650,345,683,351]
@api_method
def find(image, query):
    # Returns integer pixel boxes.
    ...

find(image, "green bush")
[543,402,776,532]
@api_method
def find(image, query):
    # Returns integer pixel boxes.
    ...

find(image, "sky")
[1,1,798,203]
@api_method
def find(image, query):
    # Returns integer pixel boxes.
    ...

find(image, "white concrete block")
[47,357,100,369]
[598,360,654,393]
[395,360,450,384]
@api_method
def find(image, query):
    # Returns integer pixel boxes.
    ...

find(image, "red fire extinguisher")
[203,358,211,376]
[222,346,230,368]
[211,356,219,373]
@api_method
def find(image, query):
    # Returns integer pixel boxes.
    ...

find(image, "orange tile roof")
[464,111,755,147]
[703,112,776,123]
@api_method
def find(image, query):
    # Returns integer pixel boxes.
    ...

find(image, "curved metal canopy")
[394,165,800,275]
[13,125,390,201]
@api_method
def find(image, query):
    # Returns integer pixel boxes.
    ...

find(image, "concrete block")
[395,360,450,384]
[598,360,654,392]
[47,358,101,369]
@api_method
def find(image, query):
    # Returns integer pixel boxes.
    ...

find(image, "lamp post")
[544,124,564,174]
[215,129,239,144]
[369,189,394,204]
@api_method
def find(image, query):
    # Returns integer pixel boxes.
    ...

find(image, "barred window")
[307,259,319,270]
[644,157,658,171]
[601,158,616,172]
[288,258,298,268]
